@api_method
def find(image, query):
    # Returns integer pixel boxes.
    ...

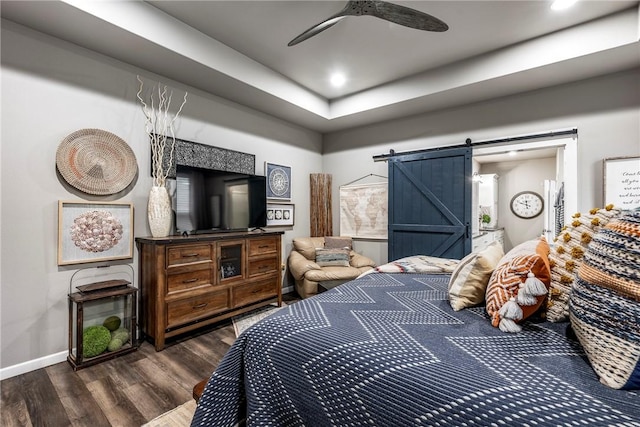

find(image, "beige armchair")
[288,236,376,298]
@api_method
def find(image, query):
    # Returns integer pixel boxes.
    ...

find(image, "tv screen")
[175,164,267,234]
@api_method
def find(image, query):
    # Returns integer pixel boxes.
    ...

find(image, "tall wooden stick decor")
[310,174,333,237]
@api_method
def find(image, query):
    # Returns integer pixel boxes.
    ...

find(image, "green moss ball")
[83,325,111,358]
[107,338,123,352]
[111,327,129,343]
[103,315,121,331]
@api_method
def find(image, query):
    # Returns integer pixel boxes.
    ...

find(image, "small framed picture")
[603,156,640,209]
[265,162,291,200]
[58,201,134,266]
[266,203,295,227]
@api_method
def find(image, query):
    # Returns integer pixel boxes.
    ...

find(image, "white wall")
[323,68,640,265]
[0,22,322,374]
[481,158,556,251]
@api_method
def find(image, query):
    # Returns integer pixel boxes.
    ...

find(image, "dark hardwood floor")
[1,294,298,427]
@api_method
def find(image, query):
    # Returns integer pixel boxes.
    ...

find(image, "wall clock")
[510,191,544,219]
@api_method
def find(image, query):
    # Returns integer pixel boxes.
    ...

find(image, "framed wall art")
[339,182,388,239]
[58,201,134,266]
[266,203,295,227]
[265,162,291,200]
[603,156,640,209]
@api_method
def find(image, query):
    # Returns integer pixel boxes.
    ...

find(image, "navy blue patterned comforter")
[191,273,640,426]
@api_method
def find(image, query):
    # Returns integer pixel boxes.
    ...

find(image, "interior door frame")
[473,136,577,225]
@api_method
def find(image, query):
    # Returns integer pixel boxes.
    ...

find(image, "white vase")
[148,185,172,237]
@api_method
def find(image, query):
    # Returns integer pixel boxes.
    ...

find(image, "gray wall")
[323,68,640,265]
[0,22,322,373]
[1,20,639,375]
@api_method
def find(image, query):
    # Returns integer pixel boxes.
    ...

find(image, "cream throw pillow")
[448,241,504,311]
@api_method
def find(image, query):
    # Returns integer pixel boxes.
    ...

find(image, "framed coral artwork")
[58,201,134,266]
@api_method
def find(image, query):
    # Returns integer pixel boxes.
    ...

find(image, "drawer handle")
[258,245,270,249]
[193,303,208,310]
[183,278,198,283]
[258,266,269,271]
[182,253,199,258]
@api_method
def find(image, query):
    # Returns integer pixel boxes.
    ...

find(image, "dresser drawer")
[166,290,229,329]
[248,237,278,257]
[247,256,278,277]
[233,276,278,307]
[167,268,213,294]
[167,244,213,267]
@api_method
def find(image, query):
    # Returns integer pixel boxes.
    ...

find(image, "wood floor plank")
[85,376,146,427]
[143,345,212,392]
[182,325,235,362]
[132,357,192,407]
[120,365,190,421]
[46,362,111,427]
[1,375,34,427]
[17,369,69,426]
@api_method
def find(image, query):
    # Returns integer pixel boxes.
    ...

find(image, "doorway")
[472,136,577,250]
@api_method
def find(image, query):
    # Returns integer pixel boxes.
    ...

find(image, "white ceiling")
[2,1,639,133]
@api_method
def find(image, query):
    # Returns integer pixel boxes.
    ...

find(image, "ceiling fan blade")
[287,1,448,47]
[288,15,346,47]
[369,1,449,32]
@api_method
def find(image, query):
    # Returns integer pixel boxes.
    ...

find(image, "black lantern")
[68,266,138,370]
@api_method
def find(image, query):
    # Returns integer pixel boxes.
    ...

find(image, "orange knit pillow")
[485,237,551,332]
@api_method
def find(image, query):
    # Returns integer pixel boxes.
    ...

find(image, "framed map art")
[265,162,291,200]
[339,182,388,239]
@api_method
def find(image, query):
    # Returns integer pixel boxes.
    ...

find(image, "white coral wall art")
[58,201,134,265]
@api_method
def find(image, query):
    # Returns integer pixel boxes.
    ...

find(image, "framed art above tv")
[265,162,291,200]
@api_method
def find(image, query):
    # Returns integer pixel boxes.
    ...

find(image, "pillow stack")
[547,205,620,322]
[315,236,353,267]
[448,241,504,311]
[485,237,551,333]
[569,209,640,390]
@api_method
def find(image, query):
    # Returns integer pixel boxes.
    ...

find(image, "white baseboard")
[0,350,68,380]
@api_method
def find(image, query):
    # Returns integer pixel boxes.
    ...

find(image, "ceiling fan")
[288,0,449,47]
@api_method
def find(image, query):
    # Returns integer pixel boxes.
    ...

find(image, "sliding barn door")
[388,147,472,261]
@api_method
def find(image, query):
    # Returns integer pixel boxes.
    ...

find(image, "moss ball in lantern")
[83,325,111,358]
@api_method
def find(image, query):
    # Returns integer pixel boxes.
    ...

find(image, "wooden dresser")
[136,231,283,350]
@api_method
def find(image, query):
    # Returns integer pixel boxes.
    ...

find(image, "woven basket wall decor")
[56,129,138,195]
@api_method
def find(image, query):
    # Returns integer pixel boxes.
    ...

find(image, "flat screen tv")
[175,164,267,234]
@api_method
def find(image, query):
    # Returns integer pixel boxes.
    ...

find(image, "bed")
[190,269,640,426]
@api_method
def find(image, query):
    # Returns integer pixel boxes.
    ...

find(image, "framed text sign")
[603,156,640,209]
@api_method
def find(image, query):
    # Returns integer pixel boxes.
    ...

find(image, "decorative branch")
[136,75,188,187]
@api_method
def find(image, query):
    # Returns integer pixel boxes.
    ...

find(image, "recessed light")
[508,150,518,157]
[330,72,346,87]
[551,0,579,11]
